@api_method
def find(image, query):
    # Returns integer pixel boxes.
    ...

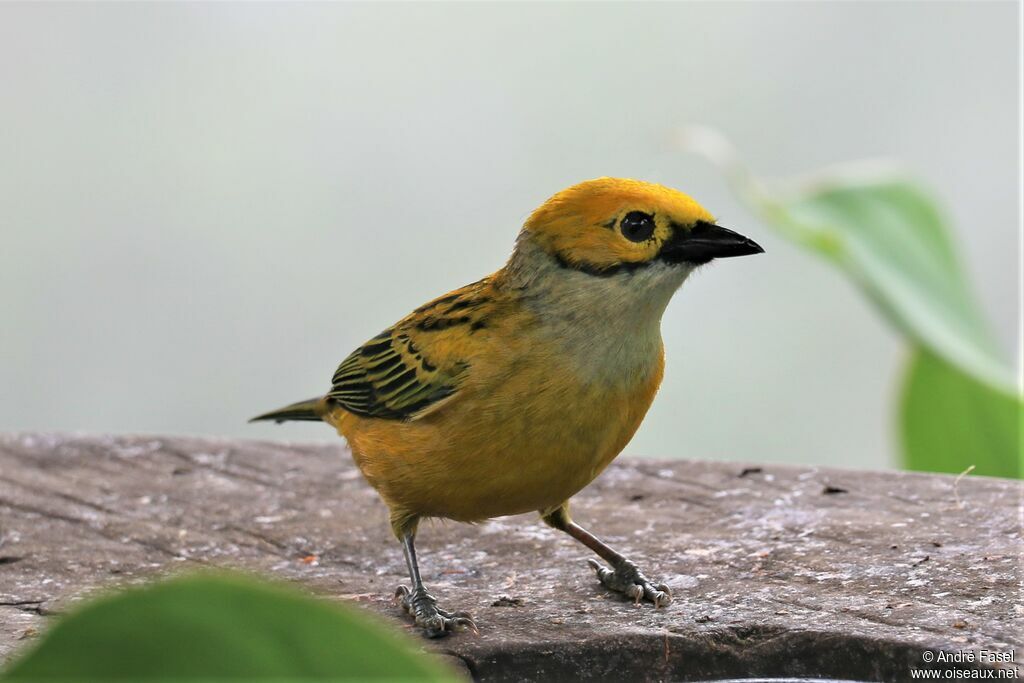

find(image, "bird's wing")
[327,278,496,421]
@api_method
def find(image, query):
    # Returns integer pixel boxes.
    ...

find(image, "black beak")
[659,221,764,266]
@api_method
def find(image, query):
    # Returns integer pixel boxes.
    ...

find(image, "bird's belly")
[438,395,636,519]
[338,353,663,523]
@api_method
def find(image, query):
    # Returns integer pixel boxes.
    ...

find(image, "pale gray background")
[1,2,1018,470]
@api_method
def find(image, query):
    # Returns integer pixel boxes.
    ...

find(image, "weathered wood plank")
[0,433,1019,681]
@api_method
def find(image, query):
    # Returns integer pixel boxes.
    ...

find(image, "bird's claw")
[394,585,477,638]
[587,558,672,607]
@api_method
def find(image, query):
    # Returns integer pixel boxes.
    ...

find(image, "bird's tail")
[249,396,328,424]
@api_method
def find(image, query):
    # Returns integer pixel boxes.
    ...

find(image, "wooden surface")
[0,433,1020,681]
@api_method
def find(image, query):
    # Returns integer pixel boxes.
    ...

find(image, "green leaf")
[900,347,1022,479]
[776,177,1013,393]
[3,573,455,682]
[680,129,1019,477]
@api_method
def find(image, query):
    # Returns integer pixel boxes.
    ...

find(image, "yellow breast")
[333,331,665,528]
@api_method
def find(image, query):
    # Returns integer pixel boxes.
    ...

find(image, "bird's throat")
[500,238,689,385]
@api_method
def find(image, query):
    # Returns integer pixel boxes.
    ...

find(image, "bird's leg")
[394,530,476,638]
[542,504,672,607]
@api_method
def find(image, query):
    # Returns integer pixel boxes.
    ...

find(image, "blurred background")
[0,2,1018,471]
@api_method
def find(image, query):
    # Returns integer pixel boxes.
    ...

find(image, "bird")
[251,177,763,638]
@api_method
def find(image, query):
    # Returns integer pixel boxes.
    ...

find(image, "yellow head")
[519,177,762,275]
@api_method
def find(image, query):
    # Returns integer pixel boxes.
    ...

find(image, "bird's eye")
[620,211,655,242]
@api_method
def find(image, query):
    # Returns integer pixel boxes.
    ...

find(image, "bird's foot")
[394,585,476,638]
[587,558,672,607]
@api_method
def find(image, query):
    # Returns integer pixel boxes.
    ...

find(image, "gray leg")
[395,531,476,638]
[542,504,672,607]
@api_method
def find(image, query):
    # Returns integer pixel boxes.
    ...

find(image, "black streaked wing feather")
[329,332,463,420]
[328,280,492,420]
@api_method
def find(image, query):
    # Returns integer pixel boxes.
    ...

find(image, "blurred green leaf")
[3,573,454,682]
[769,177,1021,478]
[682,127,1021,478]
[776,177,1013,393]
[900,348,1022,479]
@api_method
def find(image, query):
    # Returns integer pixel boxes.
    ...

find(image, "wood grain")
[0,433,1019,681]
